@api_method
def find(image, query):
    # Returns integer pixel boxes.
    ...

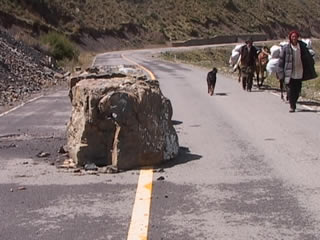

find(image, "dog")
[207,67,217,96]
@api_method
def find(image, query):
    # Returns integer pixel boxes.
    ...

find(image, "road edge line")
[0,95,43,118]
[270,92,317,112]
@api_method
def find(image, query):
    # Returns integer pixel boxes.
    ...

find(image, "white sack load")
[301,38,316,57]
[266,58,280,74]
[229,44,244,66]
[229,50,240,66]
[309,49,316,57]
[234,44,245,52]
[232,56,241,72]
[302,38,312,49]
[279,41,288,46]
[270,45,282,59]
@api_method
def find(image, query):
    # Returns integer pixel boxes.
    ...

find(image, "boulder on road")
[67,66,179,170]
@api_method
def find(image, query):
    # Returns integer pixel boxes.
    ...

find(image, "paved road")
[1,46,320,239]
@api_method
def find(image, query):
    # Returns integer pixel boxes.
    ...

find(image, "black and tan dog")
[207,67,217,96]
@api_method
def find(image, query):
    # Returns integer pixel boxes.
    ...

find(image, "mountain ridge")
[1,0,320,51]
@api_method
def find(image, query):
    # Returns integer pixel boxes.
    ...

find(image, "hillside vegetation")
[1,0,320,51]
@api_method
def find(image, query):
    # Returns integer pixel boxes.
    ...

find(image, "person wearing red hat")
[278,30,317,112]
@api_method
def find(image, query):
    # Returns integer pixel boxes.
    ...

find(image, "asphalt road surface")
[1,46,320,240]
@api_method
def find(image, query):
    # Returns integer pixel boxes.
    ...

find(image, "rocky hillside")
[0,0,320,51]
[0,29,66,110]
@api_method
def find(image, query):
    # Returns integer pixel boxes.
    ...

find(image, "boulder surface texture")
[67,66,179,170]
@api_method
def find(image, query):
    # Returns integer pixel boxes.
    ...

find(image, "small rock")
[99,165,119,174]
[10,188,13,192]
[106,165,119,174]
[57,159,76,169]
[17,186,26,191]
[157,176,165,181]
[54,72,64,79]
[58,145,68,154]
[84,163,98,171]
[15,174,27,178]
[37,151,50,158]
[74,66,82,72]
[63,71,71,78]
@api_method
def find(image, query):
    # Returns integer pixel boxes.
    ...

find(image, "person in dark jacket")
[207,67,217,96]
[240,37,258,91]
[278,30,317,112]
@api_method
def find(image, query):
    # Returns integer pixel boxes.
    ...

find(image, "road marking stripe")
[0,95,43,118]
[121,54,156,240]
[270,92,280,97]
[121,54,156,80]
[127,168,153,240]
[270,91,318,112]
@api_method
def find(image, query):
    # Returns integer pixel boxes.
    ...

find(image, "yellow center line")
[127,169,154,240]
[121,54,156,80]
[121,54,155,240]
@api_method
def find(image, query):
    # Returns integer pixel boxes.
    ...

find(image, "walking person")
[207,67,217,96]
[278,30,317,112]
[240,37,258,91]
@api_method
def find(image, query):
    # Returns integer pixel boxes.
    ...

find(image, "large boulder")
[67,66,179,170]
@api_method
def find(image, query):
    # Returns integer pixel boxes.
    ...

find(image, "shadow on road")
[297,109,320,113]
[215,92,228,96]
[172,120,183,125]
[259,84,285,95]
[298,100,320,107]
[157,146,202,169]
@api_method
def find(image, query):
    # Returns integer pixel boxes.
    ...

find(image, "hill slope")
[0,28,65,110]
[0,0,320,51]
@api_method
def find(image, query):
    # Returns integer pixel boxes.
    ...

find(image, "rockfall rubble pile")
[0,29,66,108]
